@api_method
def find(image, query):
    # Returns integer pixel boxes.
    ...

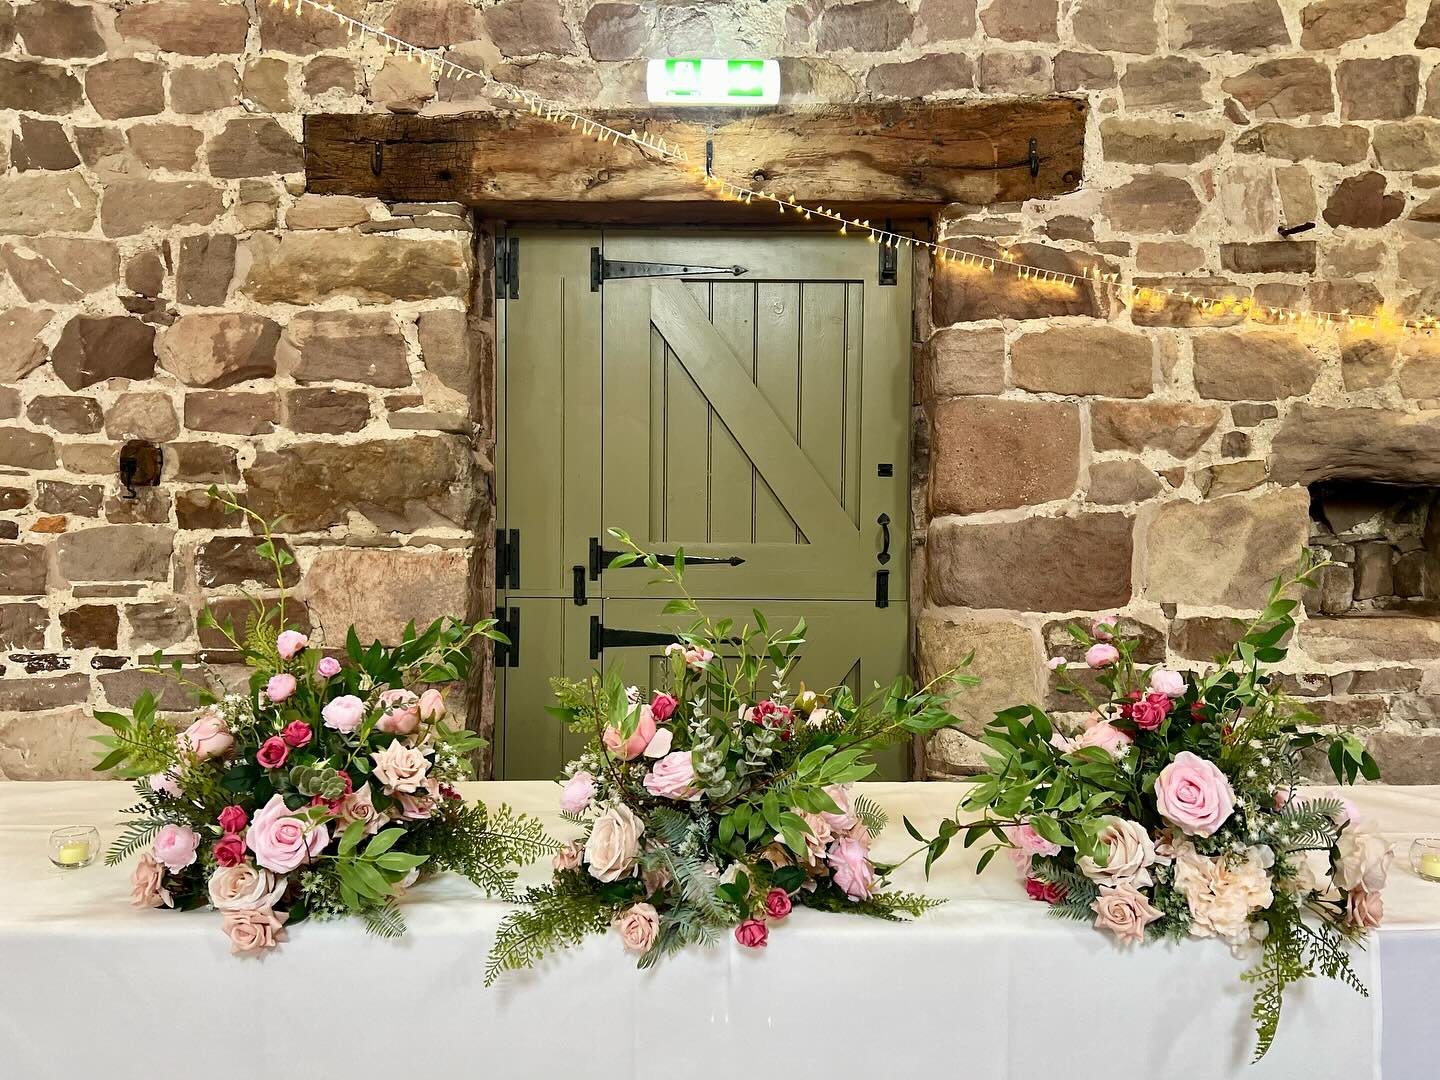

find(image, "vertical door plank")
[799,281,848,511]
[843,282,865,527]
[662,282,711,542]
[708,281,756,545]
[754,280,801,544]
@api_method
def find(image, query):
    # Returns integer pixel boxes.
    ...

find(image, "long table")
[2,781,1437,1079]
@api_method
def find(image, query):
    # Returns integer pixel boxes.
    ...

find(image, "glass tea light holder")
[1410,838,1440,883]
[48,825,100,870]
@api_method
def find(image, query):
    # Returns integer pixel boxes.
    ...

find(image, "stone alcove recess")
[299,97,1088,773]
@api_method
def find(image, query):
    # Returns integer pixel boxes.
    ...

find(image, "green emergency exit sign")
[646,59,781,106]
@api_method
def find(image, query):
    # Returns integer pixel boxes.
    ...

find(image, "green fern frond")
[853,793,888,838]
[485,879,615,985]
[362,900,406,939]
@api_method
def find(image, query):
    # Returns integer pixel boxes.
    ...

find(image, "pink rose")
[1149,669,1186,697]
[218,805,249,833]
[828,836,876,900]
[394,790,436,821]
[148,771,181,798]
[335,783,383,835]
[734,918,769,948]
[1046,656,1067,671]
[1073,719,1133,758]
[552,840,583,871]
[1003,821,1061,859]
[245,793,329,874]
[316,656,341,679]
[1154,751,1236,837]
[643,751,700,800]
[560,771,597,813]
[256,736,289,770]
[603,705,657,760]
[130,852,173,909]
[765,888,792,919]
[178,712,234,760]
[418,688,445,721]
[1129,692,1172,732]
[1091,615,1119,640]
[371,740,431,794]
[1025,877,1067,904]
[1272,787,1296,811]
[820,784,858,832]
[376,707,420,736]
[265,673,297,703]
[282,720,312,748]
[152,823,201,873]
[222,907,288,956]
[214,834,247,867]
[322,694,365,733]
[1346,887,1384,930]
[665,642,714,670]
[650,692,678,722]
[1085,643,1119,668]
[614,902,660,954]
[276,630,308,659]
[1091,884,1163,944]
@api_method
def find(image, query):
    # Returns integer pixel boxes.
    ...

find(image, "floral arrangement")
[483,530,971,982]
[912,554,1390,1060]
[93,491,552,954]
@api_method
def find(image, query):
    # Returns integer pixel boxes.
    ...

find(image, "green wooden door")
[496,229,911,779]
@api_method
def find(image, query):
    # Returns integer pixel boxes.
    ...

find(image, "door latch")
[572,565,587,606]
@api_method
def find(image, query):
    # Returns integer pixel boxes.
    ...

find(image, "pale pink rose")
[222,907,288,956]
[1346,887,1384,930]
[1078,817,1159,889]
[148,771,181,798]
[371,740,431,794]
[178,711,234,760]
[805,708,833,728]
[560,771,597,813]
[152,824,201,873]
[265,673,297,703]
[1003,821,1061,859]
[796,811,833,866]
[1272,787,1296,811]
[820,784,859,832]
[1085,643,1120,668]
[276,630,308,659]
[376,707,420,736]
[828,835,876,900]
[418,688,445,721]
[322,694,366,733]
[1090,616,1119,641]
[1334,829,1393,894]
[643,751,700,800]
[642,727,673,759]
[130,852,173,909]
[552,840,583,871]
[1323,790,1362,828]
[207,863,286,911]
[335,784,382,835]
[1091,884,1163,944]
[641,859,672,896]
[614,902,660,954]
[1046,656,1068,671]
[245,793,329,874]
[584,803,645,882]
[1154,751,1235,837]
[1074,720,1133,758]
[665,642,714,669]
[603,705,657,760]
[393,790,436,820]
[1148,669,1186,697]
[316,656,341,679]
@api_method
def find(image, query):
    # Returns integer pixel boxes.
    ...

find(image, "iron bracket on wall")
[495,528,520,589]
[496,236,519,299]
[493,606,520,668]
[589,536,744,580]
[590,247,747,291]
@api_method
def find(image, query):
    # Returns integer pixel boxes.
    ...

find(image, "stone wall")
[5,0,1440,782]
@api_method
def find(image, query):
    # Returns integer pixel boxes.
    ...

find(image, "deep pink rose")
[1085,643,1119,668]
[316,656,341,679]
[603,705,657,760]
[734,918,769,948]
[1129,692,1172,732]
[217,805,248,833]
[152,824,201,873]
[255,736,289,770]
[560,771,596,813]
[178,712,234,760]
[282,720,312,748]
[1154,751,1236,837]
[276,630,308,659]
[265,673,297,703]
[213,834,247,867]
[828,836,876,900]
[765,888,792,919]
[650,693,678,722]
[245,793,329,874]
[1025,877,1068,904]
[322,694,365,733]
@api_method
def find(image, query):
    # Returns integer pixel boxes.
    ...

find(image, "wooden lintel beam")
[303,98,1087,217]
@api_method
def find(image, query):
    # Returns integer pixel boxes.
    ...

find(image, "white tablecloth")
[2,781,1437,1079]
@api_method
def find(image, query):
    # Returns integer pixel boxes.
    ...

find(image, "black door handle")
[877,513,891,565]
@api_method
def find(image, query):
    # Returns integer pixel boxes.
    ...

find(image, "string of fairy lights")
[272,0,1436,336]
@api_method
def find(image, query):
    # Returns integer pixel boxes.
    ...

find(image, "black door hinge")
[496,236,519,300]
[878,239,898,286]
[495,528,520,589]
[590,247,747,291]
[493,606,520,668]
[589,616,679,661]
[588,536,744,580]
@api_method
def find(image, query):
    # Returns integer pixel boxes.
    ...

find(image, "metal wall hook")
[371,141,383,176]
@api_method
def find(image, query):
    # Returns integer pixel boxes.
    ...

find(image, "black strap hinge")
[496,236,519,300]
[590,247,747,291]
[493,606,520,668]
[589,616,679,661]
[589,536,744,580]
[495,528,519,590]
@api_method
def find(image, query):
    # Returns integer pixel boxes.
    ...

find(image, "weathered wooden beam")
[303,98,1086,218]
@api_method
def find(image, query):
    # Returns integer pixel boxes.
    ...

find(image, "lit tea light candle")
[48,825,99,870]
[56,841,90,866]
[1421,853,1440,881]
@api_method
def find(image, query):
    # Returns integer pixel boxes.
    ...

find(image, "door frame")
[479,218,932,778]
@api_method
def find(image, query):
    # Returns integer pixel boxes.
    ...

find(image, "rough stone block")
[1010,324,1152,398]
[930,398,1079,515]
[53,525,175,584]
[303,547,470,643]
[917,615,1042,736]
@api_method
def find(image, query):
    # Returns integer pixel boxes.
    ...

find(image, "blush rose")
[245,793,329,874]
[152,824,201,873]
[1154,751,1235,837]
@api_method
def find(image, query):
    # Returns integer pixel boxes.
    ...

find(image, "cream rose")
[208,863,287,911]
[584,803,645,883]
[1091,884,1162,944]
[552,840,583,872]
[1078,817,1159,889]
[614,902,660,954]
[1172,842,1273,947]
[371,740,431,794]
[1333,828,1393,895]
